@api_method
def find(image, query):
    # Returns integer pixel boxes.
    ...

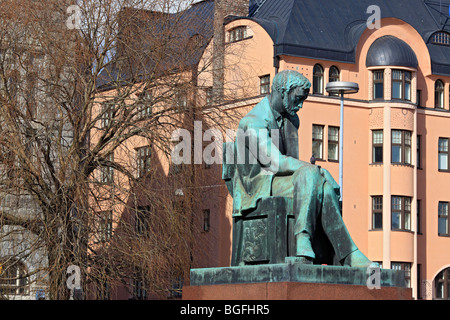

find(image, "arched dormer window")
[313,64,324,95]
[431,32,450,46]
[228,26,248,43]
[328,66,340,96]
[435,80,445,109]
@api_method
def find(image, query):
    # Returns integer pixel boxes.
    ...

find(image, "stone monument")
[183,70,412,300]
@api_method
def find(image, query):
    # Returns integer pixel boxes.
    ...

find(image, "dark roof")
[245,0,450,75]
[96,0,214,91]
[366,36,418,68]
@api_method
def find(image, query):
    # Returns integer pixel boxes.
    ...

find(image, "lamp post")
[325,81,359,207]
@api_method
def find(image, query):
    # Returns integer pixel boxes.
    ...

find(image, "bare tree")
[0,0,245,299]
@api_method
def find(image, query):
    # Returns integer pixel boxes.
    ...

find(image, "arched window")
[313,64,324,95]
[328,66,340,96]
[435,267,450,299]
[0,259,29,295]
[329,66,340,82]
[435,80,444,108]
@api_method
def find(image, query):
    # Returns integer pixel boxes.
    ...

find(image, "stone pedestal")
[183,262,412,300]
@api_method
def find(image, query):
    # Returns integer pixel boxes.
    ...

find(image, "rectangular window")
[416,90,422,107]
[373,70,384,100]
[228,26,247,43]
[417,199,421,234]
[372,196,383,229]
[98,211,113,242]
[372,130,383,163]
[312,125,324,160]
[327,126,339,161]
[439,138,449,171]
[391,262,411,288]
[137,91,153,119]
[260,75,270,95]
[417,135,421,169]
[392,70,411,101]
[176,90,188,112]
[100,153,114,184]
[392,130,412,165]
[391,196,411,231]
[136,206,150,236]
[203,209,210,232]
[405,131,412,164]
[133,279,147,300]
[392,70,403,100]
[101,102,115,128]
[136,146,151,178]
[205,87,213,105]
[392,130,402,163]
[438,201,449,236]
[404,71,411,101]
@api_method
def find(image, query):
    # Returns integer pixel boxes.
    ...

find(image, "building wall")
[212,15,450,299]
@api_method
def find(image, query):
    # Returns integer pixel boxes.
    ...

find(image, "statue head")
[270,70,311,116]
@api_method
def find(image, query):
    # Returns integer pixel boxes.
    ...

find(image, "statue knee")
[293,164,322,187]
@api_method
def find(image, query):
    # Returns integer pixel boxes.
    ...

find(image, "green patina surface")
[189,261,407,288]
[222,70,375,268]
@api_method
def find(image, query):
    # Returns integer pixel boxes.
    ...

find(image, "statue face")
[283,86,309,116]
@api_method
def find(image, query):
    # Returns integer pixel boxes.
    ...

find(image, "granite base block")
[183,262,412,300]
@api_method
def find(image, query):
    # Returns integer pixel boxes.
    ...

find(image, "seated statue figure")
[227,69,375,268]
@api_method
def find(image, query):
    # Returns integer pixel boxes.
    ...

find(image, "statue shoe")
[342,249,378,268]
[295,233,315,260]
[285,256,313,265]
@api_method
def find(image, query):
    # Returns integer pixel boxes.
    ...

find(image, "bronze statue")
[224,70,375,268]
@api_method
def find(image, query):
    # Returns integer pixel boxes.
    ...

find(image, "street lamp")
[325,81,359,207]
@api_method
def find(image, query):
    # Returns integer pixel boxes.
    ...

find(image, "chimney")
[212,0,248,100]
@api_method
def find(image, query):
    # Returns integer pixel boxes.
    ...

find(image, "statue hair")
[272,70,311,94]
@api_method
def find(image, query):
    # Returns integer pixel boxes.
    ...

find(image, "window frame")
[137,91,153,119]
[438,201,450,236]
[417,199,422,234]
[175,88,188,112]
[391,130,412,165]
[391,69,411,101]
[313,64,324,95]
[259,74,270,95]
[435,268,450,300]
[417,135,422,169]
[372,130,383,164]
[203,209,211,232]
[416,89,422,107]
[135,205,150,236]
[136,146,151,178]
[391,262,411,288]
[312,124,324,160]
[328,66,340,96]
[0,260,29,295]
[431,32,450,46]
[435,80,445,109]
[391,196,412,231]
[100,153,114,184]
[101,102,115,128]
[371,196,383,230]
[205,86,213,105]
[98,210,113,243]
[133,278,148,300]
[438,137,450,171]
[373,70,384,100]
[327,126,339,162]
[228,26,248,43]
